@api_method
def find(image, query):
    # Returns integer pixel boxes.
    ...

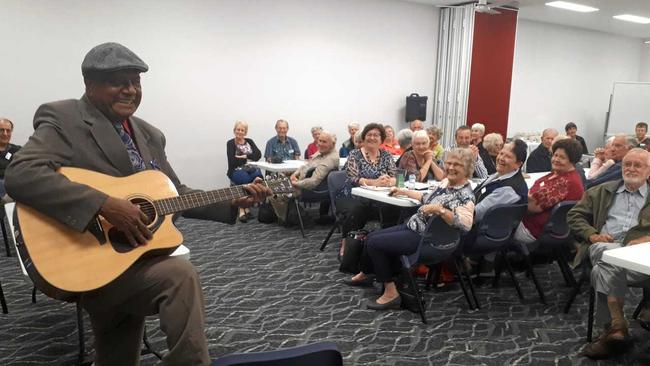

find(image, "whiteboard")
[606,82,650,136]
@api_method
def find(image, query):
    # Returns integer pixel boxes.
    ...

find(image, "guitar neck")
[154,185,249,215]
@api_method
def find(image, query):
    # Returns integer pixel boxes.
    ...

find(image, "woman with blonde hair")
[226,120,262,222]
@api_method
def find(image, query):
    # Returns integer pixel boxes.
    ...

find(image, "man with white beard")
[568,148,650,359]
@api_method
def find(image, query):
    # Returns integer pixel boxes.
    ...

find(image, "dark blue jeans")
[365,224,421,282]
[230,168,263,185]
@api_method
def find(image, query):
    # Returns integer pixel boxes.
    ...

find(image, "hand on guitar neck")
[231,177,272,208]
[99,196,153,247]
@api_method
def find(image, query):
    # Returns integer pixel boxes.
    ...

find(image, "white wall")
[508,19,642,151]
[0,0,439,189]
[639,43,650,82]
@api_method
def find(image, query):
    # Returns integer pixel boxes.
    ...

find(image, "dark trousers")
[364,224,421,282]
[230,168,263,185]
[335,197,400,237]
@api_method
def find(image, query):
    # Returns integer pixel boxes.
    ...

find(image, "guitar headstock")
[265,174,294,195]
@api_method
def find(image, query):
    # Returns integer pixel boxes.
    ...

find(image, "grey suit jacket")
[5,96,236,232]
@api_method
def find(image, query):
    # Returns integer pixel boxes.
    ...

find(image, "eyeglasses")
[0,128,12,134]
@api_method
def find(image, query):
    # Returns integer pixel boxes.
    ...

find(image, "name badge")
[4,152,11,160]
[540,181,545,187]
[288,149,294,154]
[481,187,487,194]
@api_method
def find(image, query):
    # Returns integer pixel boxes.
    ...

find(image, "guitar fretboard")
[154,186,247,215]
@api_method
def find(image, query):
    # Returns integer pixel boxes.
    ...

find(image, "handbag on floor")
[338,230,367,274]
[257,201,278,224]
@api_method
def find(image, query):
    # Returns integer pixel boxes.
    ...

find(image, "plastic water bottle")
[407,174,416,189]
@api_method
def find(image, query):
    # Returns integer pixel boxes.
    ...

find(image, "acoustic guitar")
[14,167,293,298]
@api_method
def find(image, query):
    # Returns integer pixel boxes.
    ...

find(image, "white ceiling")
[407,0,650,38]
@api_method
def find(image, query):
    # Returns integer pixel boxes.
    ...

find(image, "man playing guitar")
[4,42,271,366]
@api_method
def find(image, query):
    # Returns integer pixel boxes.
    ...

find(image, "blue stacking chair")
[400,216,463,324]
[320,171,348,251]
[460,203,528,309]
[211,342,343,366]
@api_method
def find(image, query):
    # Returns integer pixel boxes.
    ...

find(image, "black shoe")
[245,211,255,220]
[367,296,401,310]
[342,276,375,287]
[238,214,248,223]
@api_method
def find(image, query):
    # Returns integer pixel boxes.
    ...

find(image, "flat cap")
[81,42,148,75]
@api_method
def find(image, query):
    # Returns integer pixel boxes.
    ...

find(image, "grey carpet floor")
[1,212,649,365]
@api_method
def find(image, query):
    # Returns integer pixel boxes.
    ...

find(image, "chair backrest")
[404,216,461,267]
[327,170,348,215]
[477,203,528,242]
[211,341,343,366]
[538,200,577,243]
[4,202,28,276]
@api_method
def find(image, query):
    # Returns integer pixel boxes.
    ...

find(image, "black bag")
[257,201,277,224]
[338,230,367,274]
[396,268,426,314]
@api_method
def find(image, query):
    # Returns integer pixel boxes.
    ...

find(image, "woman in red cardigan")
[513,138,585,251]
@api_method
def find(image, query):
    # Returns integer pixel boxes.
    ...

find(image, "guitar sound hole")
[130,198,156,225]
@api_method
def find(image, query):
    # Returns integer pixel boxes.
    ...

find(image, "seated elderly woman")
[336,123,398,244]
[588,137,615,180]
[512,138,585,249]
[226,120,263,222]
[398,130,445,182]
[426,126,444,163]
[339,121,360,158]
[344,148,476,310]
[480,132,504,175]
[395,128,413,166]
[304,126,322,159]
[380,125,402,156]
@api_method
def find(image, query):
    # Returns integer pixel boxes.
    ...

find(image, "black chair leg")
[564,260,590,314]
[404,270,428,324]
[524,255,546,305]
[76,302,85,366]
[32,286,37,303]
[142,324,163,360]
[0,281,8,314]
[587,287,595,342]
[1,218,11,257]
[453,259,475,310]
[293,199,306,238]
[460,258,480,310]
[320,222,339,251]
[502,251,524,300]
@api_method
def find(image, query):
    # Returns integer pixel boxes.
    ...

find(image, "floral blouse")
[406,179,475,235]
[339,148,395,197]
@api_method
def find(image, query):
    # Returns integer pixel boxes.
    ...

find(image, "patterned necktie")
[113,122,147,172]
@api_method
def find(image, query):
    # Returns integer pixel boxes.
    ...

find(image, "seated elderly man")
[586,134,635,189]
[0,117,21,197]
[567,148,650,359]
[264,119,300,162]
[409,119,424,132]
[445,125,488,179]
[526,128,558,173]
[269,131,339,222]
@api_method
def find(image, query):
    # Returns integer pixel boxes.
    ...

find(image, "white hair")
[412,130,430,144]
[348,121,360,129]
[482,133,503,152]
[396,128,413,148]
[319,130,336,143]
[471,123,485,134]
[310,126,323,134]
